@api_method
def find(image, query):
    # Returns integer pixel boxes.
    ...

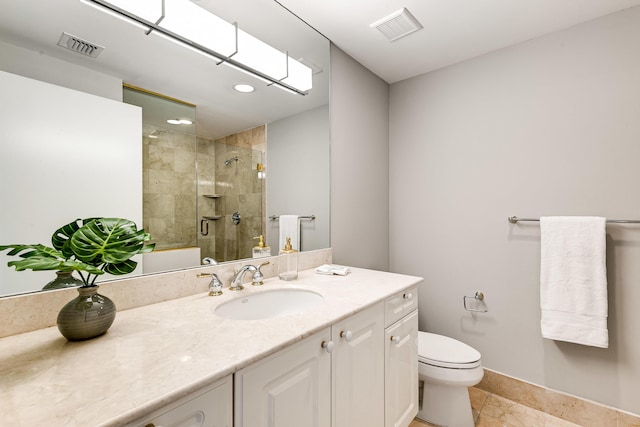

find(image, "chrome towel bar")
[508,216,640,224]
[269,215,316,221]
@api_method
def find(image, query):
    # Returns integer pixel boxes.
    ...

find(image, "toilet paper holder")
[463,291,488,313]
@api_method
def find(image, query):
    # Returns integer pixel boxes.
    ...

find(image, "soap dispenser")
[252,235,271,258]
[278,237,298,281]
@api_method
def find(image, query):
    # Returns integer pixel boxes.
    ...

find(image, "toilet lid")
[418,332,481,368]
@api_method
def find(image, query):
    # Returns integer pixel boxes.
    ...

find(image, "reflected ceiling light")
[234,83,255,93]
[167,118,193,125]
[81,0,312,95]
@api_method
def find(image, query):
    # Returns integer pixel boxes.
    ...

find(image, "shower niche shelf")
[201,194,222,222]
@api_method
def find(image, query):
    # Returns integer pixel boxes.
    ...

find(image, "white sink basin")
[214,288,325,320]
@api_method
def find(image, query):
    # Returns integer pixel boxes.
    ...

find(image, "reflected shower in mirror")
[0,0,330,297]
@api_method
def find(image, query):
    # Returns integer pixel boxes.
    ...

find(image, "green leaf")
[51,218,97,258]
[0,244,104,277]
[1,217,153,285]
[70,218,155,274]
[103,259,138,275]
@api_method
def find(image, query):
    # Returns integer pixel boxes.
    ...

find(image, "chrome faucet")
[229,264,257,291]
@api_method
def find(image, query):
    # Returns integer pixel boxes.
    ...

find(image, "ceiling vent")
[57,32,104,58]
[370,8,423,42]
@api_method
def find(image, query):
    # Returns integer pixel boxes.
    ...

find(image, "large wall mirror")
[0,0,330,296]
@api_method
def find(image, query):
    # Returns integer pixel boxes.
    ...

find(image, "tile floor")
[409,386,582,427]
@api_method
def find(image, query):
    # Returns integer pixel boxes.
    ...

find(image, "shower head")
[224,156,239,165]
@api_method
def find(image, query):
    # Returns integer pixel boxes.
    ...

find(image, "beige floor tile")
[470,386,490,413]
[475,412,509,427]
[492,374,546,412]
[545,390,617,427]
[544,413,582,427]
[618,411,640,427]
[481,394,547,427]
[476,369,498,393]
[409,418,440,427]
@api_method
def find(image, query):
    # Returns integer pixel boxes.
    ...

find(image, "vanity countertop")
[0,267,422,426]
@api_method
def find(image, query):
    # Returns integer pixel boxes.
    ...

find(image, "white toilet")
[417,332,483,427]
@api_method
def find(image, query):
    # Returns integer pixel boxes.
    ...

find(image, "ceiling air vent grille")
[370,8,423,42]
[57,32,104,58]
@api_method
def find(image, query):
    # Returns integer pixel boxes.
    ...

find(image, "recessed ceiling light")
[234,84,255,93]
[166,119,193,125]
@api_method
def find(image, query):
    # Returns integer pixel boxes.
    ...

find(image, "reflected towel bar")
[269,215,316,221]
[508,216,640,224]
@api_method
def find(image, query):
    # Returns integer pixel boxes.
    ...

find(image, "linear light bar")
[81,0,312,95]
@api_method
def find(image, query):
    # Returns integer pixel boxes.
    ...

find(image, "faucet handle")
[208,273,223,296]
[252,261,270,286]
[198,272,223,296]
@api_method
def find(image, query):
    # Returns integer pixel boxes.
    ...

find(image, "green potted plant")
[0,217,154,340]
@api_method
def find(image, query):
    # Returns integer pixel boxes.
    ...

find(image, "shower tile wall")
[143,124,197,250]
[197,125,265,262]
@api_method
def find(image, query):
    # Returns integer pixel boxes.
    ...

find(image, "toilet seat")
[418,332,481,369]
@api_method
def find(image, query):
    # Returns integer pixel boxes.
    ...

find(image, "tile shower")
[142,123,265,263]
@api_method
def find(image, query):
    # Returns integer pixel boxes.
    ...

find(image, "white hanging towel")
[279,215,300,251]
[540,216,608,348]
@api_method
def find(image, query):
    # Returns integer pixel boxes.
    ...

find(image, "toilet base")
[416,380,474,427]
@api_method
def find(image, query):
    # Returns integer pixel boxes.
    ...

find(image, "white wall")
[330,45,390,271]
[266,105,330,253]
[0,71,142,295]
[0,40,122,101]
[389,6,640,413]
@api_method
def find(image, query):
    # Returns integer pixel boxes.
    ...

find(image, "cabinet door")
[332,302,385,427]
[128,375,232,427]
[235,327,331,427]
[385,310,418,427]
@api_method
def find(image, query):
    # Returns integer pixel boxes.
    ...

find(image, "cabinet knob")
[390,335,401,344]
[403,292,413,300]
[321,340,335,353]
[340,330,353,342]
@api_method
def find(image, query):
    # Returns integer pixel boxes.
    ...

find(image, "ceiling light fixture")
[167,118,193,125]
[234,83,255,93]
[81,0,312,95]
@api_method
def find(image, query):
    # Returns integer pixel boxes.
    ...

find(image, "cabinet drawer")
[127,375,232,427]
[384,286,418,328]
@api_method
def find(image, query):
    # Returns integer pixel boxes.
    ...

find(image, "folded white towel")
[316,264,351,276]
[540,216,608,348]
[279,215,300,251]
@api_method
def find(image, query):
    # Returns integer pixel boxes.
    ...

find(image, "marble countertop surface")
[0,267,422,427]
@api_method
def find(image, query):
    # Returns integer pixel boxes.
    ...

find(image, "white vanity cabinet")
[127,375,232,427]
[234,303,385,427]
[332,302,385,427]
[384,287,419,427]
[234,289,418,427]
[234,327,332,427]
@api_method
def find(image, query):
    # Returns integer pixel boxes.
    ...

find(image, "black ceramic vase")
[57,285,116,341]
